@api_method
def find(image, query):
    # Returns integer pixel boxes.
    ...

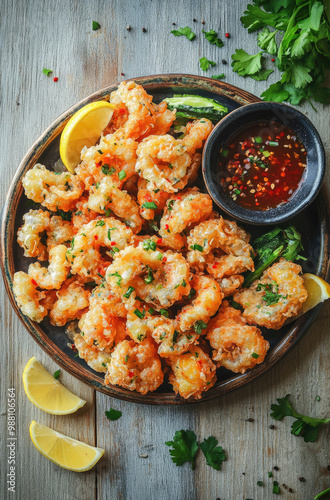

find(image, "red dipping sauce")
[219,121,307,211]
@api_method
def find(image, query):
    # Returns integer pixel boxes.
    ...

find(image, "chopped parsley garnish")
[148,307,155,315]
[97,149,103,154]
[190,244,203,252]
[102,164,116,175]
[42,68,53,76]
[270,394,330,442]
[257,480,263,487]
[92,21,101,31]
[53,370,60,380]
[202,29,223,47]
[143,239,157,251]
[144,267,154,284]
[170,26,196,41]
[71,238,75,249]
[188,288,196,300]
[199,57,216,71]
[123,286,135,298]
[172,330,179,344]
[107,227,117,240]
[257,282,287,306]
[252,352,259,359]
[104,208,112,217]
[134,309,145,319]
[194,320,208,335]
[174,279,186,289]
[75,210,82,216]
[142,201,158,210]
[211,74,225,80]
[160,309,169,318]
[105,408,122,421]
[167,200,175,211]
[165,430,199,469]
[109,271,122,286]
[273,481,280,495]
[118,170,126,181]
[95,220,105,227]
[200,436,226,471]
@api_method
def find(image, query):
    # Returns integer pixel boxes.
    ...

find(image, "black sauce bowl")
[202,101,325,225]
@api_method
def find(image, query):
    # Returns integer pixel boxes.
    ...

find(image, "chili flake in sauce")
[219,122,307,211]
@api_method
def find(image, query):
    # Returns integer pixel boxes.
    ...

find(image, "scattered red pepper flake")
[110,241,116,246]
[94,235,98,240]
[53,77,58,82]
[157,238,162,245]
[128,371,134,377]
[31,279,38,287]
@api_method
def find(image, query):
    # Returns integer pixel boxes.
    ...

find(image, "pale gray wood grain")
[0,0,329,499]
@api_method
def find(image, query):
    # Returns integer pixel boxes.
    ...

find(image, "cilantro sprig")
[166,431,226,471]
[105,408,122,421]
[270,394,330,442]
[236,0,330,107]
[202,29,224,47]
[171,26,196,41]
[199,57,216,71]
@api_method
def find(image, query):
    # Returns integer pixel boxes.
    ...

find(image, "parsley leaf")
[256,282,287,305]
[92,21,100,31]
[257,27,277,54]
[200,436,226,470]
[202,29,224,47]
[105,408,122,421]
[231,49,263,76]
[270,395,330,442]
[42,68,53,76]
[211,73,225,80]
[165,430,199,469]
[281,64,313,89]
[194,320,208,335]
[199,57,216,71]
[171,26,196,41]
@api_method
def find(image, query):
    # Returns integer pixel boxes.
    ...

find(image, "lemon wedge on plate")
[302,273,330,313]
[23,357,86,415]
[30,421,104,472]
[60,101,115,173]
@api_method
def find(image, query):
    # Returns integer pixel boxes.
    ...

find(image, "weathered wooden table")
[1,1,329,499]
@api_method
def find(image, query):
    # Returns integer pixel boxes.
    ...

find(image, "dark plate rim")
[1,73,329,405]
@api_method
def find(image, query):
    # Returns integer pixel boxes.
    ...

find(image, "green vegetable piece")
[257,27,277,55]
[257,480,263,486]
[105,408,122,421]
[134,309,145,319]
[314,488,330,500]
[270,394,330,443]
[55,209,72,221]
[200,436,226,470]
[164,94,228,123]
[252,353,259,359]
[92,21,100,31]
[171,26,196,41]
[143,239,157,251]
[118,170,126,181]
[273,481,280,494]
[142,201,158,209]
[123,286,135,298]
[199,57,216,71]
[165,430,199,469]
[202,29,223,47]
[194,320,208,335]
[42,68,53,76]
[231,49,263,76]
[254,136,262,143]
[102,164,116,175]
[211,74,225,80]
[53,370,60,380]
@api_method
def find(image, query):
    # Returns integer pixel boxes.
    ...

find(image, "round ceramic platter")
[1,74,329,405]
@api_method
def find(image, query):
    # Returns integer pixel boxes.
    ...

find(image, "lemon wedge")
[60,101,115,173]
[23,357,86,415]
[302,273,330,313]
[29,421,104,471]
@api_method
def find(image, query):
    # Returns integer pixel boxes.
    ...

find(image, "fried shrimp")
[13,271,48,322]
[168,346,217,399]
[110,81,156,140]
[140,101,176,139]
[76,136,137,190]
[218,275,244,297]
[28,245,71,290]
[71,196,99,233]
[78,308,126,351]
[137,178,170,220]
[22,164,84,212]
[206,301,269,373]
[135,135,192,193]
[68,218,133,283]
[181,119,213,156]
[177,275,223,332]
[46,216,74,249]
[159,188,213,250]
[107,243,190,309]
[234,258,308,329]
[187,217,254,278]
[74,333,112,373]
[105,338,164,394]
[17,209,50,261]
[87,177,143,233]
[49,279,91,327]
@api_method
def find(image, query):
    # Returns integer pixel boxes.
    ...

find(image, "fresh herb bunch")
[270,394,330,442]
[236,0,330,108]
